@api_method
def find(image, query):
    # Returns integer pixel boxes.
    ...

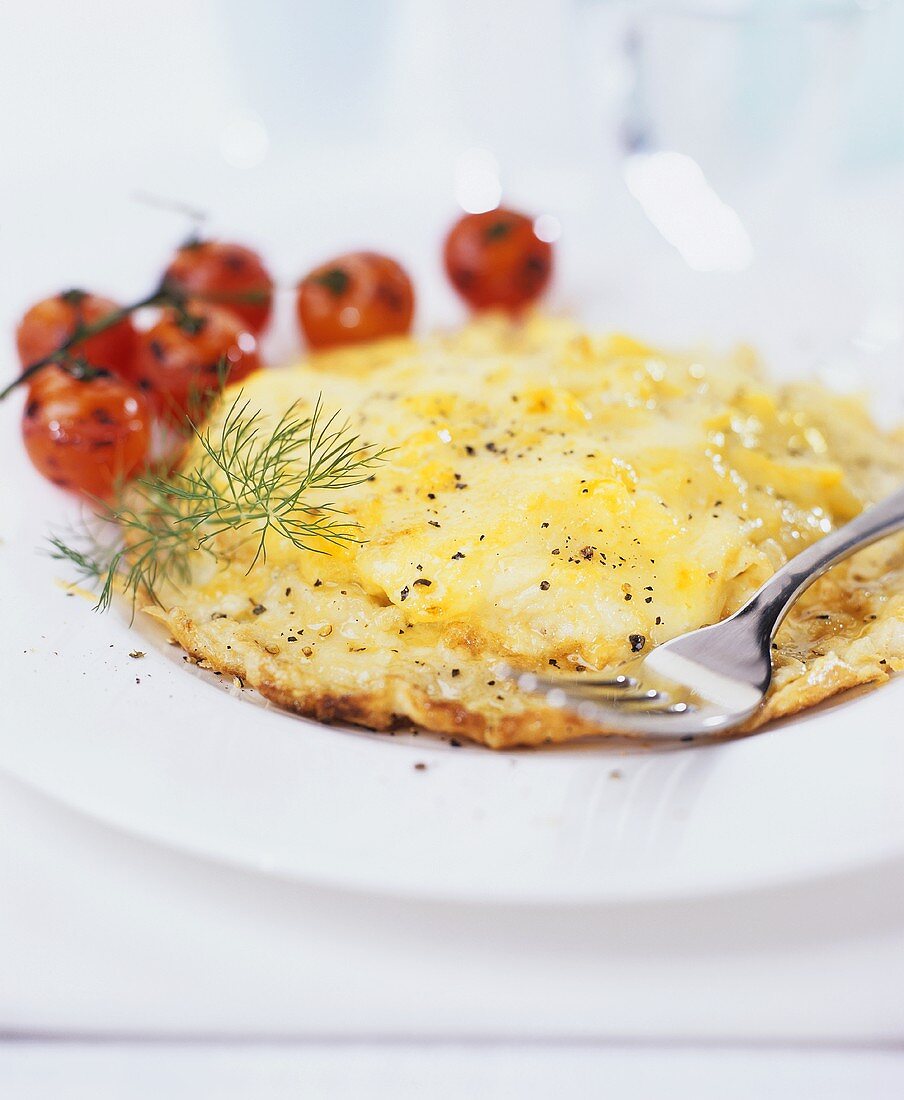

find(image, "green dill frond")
[48,392,388,611]
[47,529,122,612]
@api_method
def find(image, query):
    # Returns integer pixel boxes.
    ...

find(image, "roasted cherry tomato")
[163,240,274,333]
[22,374,151,498]
[443,208,553,312]
[16,290,137,394]
[296,252,414,350]
[126,301,260,421]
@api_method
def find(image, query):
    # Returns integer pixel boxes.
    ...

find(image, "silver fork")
[510,485,904,742]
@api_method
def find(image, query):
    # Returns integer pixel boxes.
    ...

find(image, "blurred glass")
[577,0,904,398]
[623,1,878,181]
[620,0,888,269]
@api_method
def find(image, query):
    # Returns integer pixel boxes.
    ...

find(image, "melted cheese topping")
[176,315,900,671]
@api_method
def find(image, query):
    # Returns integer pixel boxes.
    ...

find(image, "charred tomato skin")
[125,301,260,422]
[21,374,151,498]
[443,208,553,312]
[296,252,415,350]
[16,291,137,395]
[163,240,274,334]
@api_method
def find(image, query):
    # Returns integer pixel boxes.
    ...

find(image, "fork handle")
[747,484,904,638]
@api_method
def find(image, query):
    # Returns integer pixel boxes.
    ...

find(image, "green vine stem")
[1,283,273,402]
[0,285,169,401]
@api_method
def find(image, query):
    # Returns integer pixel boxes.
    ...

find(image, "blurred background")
[2,0,904,391]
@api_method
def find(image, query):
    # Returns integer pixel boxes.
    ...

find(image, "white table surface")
[1,765,903,1096]
[1,1041,903,1100]
[3,764,904,1042]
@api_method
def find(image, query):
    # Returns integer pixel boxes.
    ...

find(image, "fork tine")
[555,687,666,704]
[524,673,656,701]
[516,671,639,694]
[542,683,677,708]
[612,689,666,704]
[503,657,732,739]
[553,691,696,723]
[562,673,639,689]
[526,670,697,719]
[621,701,694,715]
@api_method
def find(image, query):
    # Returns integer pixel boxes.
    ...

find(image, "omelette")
[150,316,904,748]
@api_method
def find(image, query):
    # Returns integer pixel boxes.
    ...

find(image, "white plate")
[2,158,903,906]
[2,505,903,906]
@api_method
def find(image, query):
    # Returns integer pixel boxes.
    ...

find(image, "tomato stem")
[2,282,273,402]
[0,285,170,401]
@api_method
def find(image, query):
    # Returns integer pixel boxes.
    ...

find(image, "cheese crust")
[151,317,904,748]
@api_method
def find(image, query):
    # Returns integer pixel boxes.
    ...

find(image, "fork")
[510,485,904,742]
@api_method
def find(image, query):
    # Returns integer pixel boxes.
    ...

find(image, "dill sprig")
[49,393,388,611]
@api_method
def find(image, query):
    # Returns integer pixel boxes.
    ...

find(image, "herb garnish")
[49,393,388,611]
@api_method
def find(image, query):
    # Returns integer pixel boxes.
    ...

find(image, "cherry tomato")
[443,208,553,312]
[22,374,151,498]
[296,252,414,350]
[16,290,137,394]
[163,240,274,333]
[126,301,260,421]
